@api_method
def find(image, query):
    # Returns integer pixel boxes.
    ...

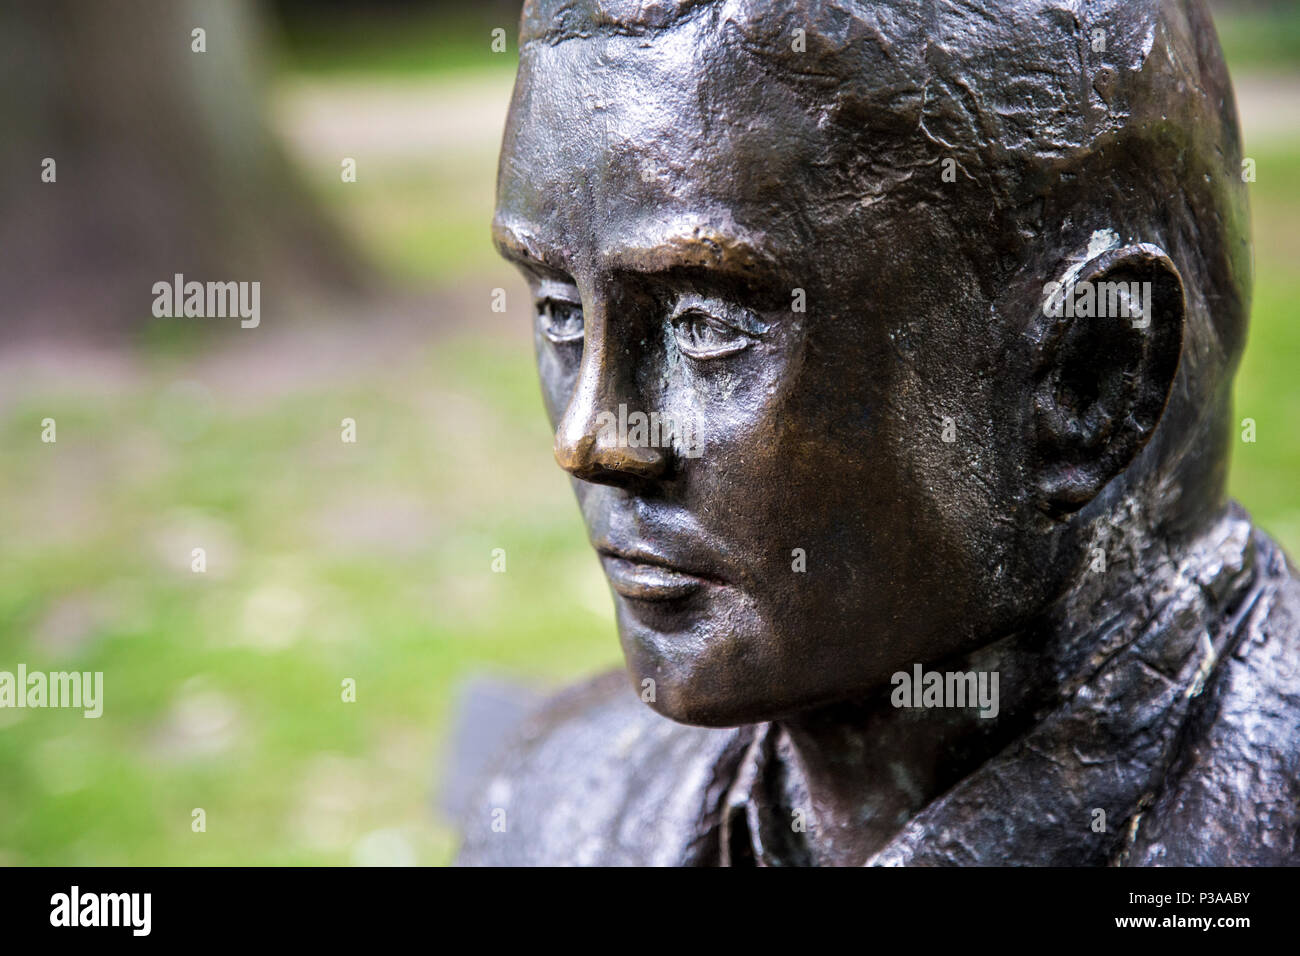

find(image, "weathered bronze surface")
[459,0,1300,865]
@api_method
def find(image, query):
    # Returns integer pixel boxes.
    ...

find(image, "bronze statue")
[458,0,1300,865]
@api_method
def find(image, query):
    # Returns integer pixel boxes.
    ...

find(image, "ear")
[1030,243,1184,517]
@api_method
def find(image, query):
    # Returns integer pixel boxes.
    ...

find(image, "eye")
[538,297,584,345]
[671,309,754,359]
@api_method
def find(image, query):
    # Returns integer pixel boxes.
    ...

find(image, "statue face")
[495,22,1053,726]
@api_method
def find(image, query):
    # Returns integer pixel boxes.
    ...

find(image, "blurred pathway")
[272,72,516,161]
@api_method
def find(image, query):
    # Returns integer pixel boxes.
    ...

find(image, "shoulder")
[456,669,749,866]
[1131,530,1300,865]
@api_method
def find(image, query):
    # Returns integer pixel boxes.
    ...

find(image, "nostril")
[604,443,667,479]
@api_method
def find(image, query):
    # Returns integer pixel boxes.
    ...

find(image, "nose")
[554,317,669,486]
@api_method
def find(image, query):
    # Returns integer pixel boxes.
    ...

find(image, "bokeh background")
[0,0,1295,865]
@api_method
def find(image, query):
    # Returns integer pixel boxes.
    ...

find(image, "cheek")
[722,335,900,601]
[676,339,875,585]
[664,324,803,458]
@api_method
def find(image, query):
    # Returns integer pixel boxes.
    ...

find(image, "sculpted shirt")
[458,507,1300,866]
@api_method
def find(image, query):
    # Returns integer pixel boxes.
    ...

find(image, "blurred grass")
[274,10,519,77]
[0,331,620,865]
[1214,2,1300,71]
[323,156,505,285]
[0,6,1296,867]
[1227,144,1300,549]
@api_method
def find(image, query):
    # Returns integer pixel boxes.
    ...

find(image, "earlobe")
[1030,243,1185,517]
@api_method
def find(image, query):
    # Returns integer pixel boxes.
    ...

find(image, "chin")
[618,601,924,726]
[613,597,781,727]
[618,624,848,728]
[637,680,764,728]
[636,669,862,727]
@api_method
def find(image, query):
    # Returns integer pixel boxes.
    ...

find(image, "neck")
[771,501,1251,865]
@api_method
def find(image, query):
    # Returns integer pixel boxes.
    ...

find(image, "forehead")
[496,23,850,276]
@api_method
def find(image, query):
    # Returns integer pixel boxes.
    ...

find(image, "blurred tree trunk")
[0,0,364,340]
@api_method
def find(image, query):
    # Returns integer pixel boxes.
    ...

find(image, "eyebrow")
[492,220,791,289]
[492,222,567,273]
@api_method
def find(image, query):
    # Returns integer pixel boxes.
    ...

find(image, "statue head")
[493,0,1251,726]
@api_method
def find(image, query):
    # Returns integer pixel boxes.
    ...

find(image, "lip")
[596,547,718,601]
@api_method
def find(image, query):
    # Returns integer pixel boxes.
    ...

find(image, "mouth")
[595,546,720,602]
